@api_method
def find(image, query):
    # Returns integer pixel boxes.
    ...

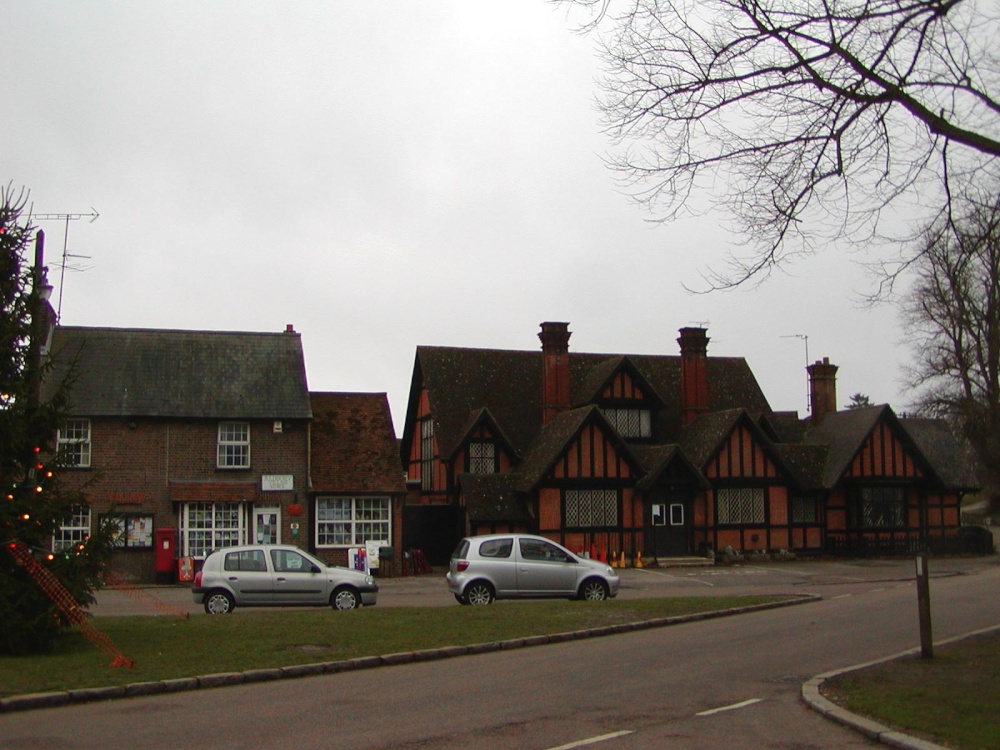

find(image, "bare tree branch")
[556,0,1000,287]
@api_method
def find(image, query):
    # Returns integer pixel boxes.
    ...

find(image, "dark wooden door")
[645,493,693,557]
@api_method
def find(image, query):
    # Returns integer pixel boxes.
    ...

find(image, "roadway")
[3,555,998,749]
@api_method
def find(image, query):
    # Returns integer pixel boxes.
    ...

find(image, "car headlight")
[365,576,375,586]
[605,566,615,575]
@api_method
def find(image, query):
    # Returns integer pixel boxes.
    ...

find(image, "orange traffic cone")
[610,550,618,568]
[619,551,626,568]
[636,551,644,569]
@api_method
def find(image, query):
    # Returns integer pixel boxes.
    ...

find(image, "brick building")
[43,325,312,582]
[309,392,406,571]
[400,322,980,563]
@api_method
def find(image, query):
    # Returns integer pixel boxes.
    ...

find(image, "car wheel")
[454,593,468,605]
[579,578,609,602]
[331,585,360,610]
[464,581,495,606]
[204,590,235,615]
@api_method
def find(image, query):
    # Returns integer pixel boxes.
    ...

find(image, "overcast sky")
[2,1,912,432]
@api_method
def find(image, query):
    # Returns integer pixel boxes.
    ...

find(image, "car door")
[269,548,327,605]
[475,537,518,596]
[515,538,579,596]
[221,548,272,604]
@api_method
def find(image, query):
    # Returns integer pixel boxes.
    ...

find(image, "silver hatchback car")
[192,544,378,614]
[447,534,620,605]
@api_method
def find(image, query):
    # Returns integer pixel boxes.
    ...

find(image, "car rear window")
[478,538,513,558]
[224,549,267,572]
[451,540,470,560]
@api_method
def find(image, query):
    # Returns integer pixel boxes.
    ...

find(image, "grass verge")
[1,595,786,697]
[822,630,1000,750]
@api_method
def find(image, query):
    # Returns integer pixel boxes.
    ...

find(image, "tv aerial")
[31,209,98,318]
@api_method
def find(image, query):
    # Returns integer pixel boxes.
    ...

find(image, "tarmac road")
[87,554,1000,616]
[6,554,1000,750]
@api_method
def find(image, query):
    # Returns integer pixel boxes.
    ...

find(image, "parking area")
[87,554,1000,616]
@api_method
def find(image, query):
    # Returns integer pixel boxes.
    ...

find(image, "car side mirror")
[311,564,322,573]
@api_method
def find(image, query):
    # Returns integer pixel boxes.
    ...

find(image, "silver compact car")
[192,544,378,614]
[446,534,619,605]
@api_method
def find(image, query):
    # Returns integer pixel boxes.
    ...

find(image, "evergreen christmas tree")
[0,186,112,654]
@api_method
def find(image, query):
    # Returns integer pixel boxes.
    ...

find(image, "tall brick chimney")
[678,327,710,425]
[539,322,571,424]
[808,357,838,424]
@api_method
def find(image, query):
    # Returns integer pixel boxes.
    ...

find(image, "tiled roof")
[900,417,980,490]
[310,392,406,495]
[457,473,531,522]
[805,406,889,487]
[43,326,312,419]
[408,338,977,496]
[410,345,770,462]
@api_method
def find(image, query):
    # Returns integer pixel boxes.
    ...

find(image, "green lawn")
[822,630,1000,750]
[1,595,786,697]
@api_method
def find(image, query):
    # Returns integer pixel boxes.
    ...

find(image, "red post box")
[154,528,177,585]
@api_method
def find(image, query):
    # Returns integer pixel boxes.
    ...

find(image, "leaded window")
[565,489,619,528]
[602,408,652,438]
[716,487,766,524]
[420,418,435,490]
[852,486,906,529]
[468,441,496,473]
[790,494,819,523]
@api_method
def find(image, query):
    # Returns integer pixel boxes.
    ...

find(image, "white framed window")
[602,408,652,438]
[565,489,619,528]
[179,501,245,558]
[54,505,91,551]
[58,418,91,467]
[716,487,766,524]
[315,496,390,548]
[468,441,496,473]
[217,422,250,468]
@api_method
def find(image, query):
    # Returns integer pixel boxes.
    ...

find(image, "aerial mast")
[30,209,98,318]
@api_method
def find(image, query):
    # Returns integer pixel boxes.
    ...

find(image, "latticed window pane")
[217,422,250,468]
[54,505,91,551]
[791,495,818,523]
[603,408,652,438]
[565,490,619,528]
[469,442,496,473]
[716,487,765,524]
[420,419,435,490]
[859,487,905,528]
[58,419,91,467]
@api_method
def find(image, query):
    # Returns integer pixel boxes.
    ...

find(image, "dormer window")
[603,408,652,438]
[468,441,496,474]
